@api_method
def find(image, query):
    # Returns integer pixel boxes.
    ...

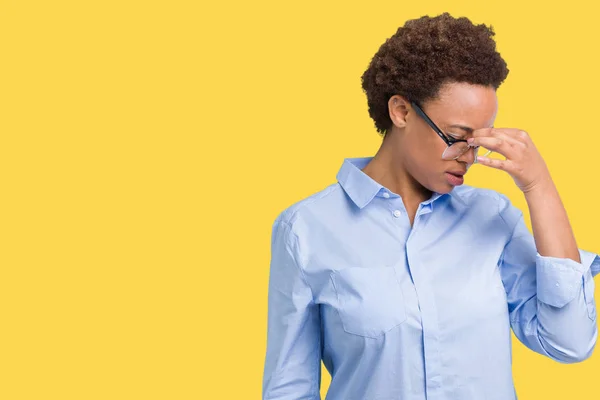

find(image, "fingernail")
[467,138,474,144]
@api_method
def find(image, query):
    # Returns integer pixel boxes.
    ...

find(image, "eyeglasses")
[411,102,491,163]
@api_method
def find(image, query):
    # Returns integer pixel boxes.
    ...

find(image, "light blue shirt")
[263,157,600,400]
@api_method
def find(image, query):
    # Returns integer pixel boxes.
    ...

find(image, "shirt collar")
[336,157,382,209]
[336,157,458,209]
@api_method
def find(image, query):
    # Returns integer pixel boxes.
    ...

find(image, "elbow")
[559,344,595,364]
[546,329,598,364]
[559,346,595,364]
[571,325,598,363]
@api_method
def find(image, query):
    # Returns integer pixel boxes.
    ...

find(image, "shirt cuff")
[536,249,598,308]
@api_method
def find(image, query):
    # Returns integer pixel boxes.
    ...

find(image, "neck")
[361,135,432,219]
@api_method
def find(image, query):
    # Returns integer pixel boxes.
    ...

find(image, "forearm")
[502,210,599,363]
[524,175,580,262]
[511,273,597,363]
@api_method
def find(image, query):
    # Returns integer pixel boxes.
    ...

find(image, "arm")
[471,128,599,362]
[499,195,599,363]
[262,217,322,400]
[471,127,579,262]
[523,174,579,261]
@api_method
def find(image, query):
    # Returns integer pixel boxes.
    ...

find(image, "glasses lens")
[442,142,472,160]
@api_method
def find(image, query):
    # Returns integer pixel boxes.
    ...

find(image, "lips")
[445,171,466,186]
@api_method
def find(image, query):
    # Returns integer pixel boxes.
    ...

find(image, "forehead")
[426,82,498,128]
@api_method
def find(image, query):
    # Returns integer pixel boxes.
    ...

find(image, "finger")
[468,135,523,158]
[476,155,511,171]
[488,128,530,144]
[472,128,494,138]
[469,133,524,149]
[474,128,530,144]
[511,129,530,144]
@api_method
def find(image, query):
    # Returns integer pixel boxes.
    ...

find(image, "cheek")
[402,137,452,191]
[405,130,446,170]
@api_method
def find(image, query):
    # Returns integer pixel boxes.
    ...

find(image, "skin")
[362,81,580,263]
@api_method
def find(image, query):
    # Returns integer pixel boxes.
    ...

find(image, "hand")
[468,128,551,193]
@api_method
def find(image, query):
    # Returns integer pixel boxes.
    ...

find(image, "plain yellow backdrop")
[2,0,600,399]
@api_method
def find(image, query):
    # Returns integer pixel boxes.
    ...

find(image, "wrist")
[521,172,554,195]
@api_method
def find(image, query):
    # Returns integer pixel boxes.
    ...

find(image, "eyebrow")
[448,124,474,133]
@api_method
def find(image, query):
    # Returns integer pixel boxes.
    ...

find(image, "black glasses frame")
[410,102,468,147]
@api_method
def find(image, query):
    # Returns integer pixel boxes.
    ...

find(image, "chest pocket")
[330,266,407,338]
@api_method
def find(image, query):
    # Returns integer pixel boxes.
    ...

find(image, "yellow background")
[2,0,600,398]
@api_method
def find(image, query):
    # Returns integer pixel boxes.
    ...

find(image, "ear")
[388,95,410,129]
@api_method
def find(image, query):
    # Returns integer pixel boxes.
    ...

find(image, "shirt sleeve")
[498,194,600,363]
[262,217,322,400]
[592,260,600,278]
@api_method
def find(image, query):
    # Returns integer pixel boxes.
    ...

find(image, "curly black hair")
[361,13,509,134]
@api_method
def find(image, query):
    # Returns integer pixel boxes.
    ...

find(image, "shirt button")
[382,192,390,198]
[393,210,402,218]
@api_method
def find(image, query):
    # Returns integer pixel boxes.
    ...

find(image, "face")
[388,82,498,194]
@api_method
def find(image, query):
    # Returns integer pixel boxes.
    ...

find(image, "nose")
[457,145,477,165]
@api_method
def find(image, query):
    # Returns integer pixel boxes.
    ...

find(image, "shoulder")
[451,185,523,228]
[452,184,500,203]
[269,183,344,256]
[272,182,344,229]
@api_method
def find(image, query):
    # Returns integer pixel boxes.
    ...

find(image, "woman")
[262,13,599,400]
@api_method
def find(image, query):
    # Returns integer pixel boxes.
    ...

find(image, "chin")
[418,181,451,196]
[434,184,454,194]
[414,171,459,195]
[426,178,457,194]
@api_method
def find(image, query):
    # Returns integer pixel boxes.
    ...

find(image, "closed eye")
[447,133,465,140]
[447,124,474,141]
